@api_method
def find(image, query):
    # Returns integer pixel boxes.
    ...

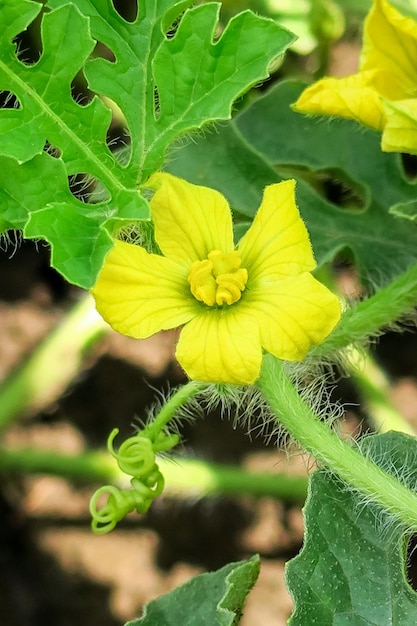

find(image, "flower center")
[188,250,248,307]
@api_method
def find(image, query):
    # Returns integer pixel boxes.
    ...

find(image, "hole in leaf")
[43,141,62,159]
[0,91,21,109]
[280,165,367,211]
[401,153,417,182]
[69,174,110,205]
[112,0,137,22]
[68,173,105,204]
[164,11,185,39]
[13,7,44,65]
[107,126,131,160]
[154,84,160,119]
[102,96,130,162]
[406,534,417,591]
[314,169,367,211]
[102,96,127,133]
[71,71,94,106]
[113,141,131,168]
[93,41,116,64]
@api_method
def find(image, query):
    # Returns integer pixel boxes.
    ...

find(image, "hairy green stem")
[0,447,307,502]
[258,354,417,531]
[147,380,207,438]
[0,294,109,431]
[317,262,417,355]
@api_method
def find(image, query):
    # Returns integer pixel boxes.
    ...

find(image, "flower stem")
[148,380,207,438]
[317,262,417,355]
[257,354,417,531]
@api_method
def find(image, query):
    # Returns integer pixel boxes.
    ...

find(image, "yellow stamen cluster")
[188,250,248,306]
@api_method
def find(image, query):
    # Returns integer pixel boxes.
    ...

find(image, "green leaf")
[167,80,417,286]
[166,124,279,218]
[46,0,195,183]
[147,6,296,178]
[48,0,296,180]
[1,0,295,288]
[286,432,417,625]
[236,80,417,285]
[0,1,149,288]
[126,555,260,626]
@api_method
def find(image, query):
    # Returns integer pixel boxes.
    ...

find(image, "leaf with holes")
[1,0,294,288]
[286,432,417,625]
[166,80,417,287]
[0,1,149,287]
[48,0,296,180]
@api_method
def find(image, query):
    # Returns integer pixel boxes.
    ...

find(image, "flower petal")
[175,309,262,384]
[382,98,417,154]
[361,0,417,99]
[237,180,316,284]
[92,240,198,338]
[241,273,341,361]
[293,72,385,130]
[147,172,234,265]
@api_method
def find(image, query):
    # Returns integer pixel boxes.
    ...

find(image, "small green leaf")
[147,6,296,178]
[25,201,114,290]
[286,432,417,625]
[126,555,260,626]
[49,0,296,181]
[1,3,112,170]
[0,150,148,288]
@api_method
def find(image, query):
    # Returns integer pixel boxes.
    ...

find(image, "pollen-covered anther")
[188,249,248,307]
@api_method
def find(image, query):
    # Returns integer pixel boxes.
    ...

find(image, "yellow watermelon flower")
[92,173,341,385]
[293,0,417,154]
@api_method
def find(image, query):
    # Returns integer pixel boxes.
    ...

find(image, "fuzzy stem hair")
[257,354,417,532]
[147,380,207,439]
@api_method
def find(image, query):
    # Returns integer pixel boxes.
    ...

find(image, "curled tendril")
[90,485,137,534]
[91,416,181,533]
[90,463,165,534]
[107,428,155,477]
[131,465,165,502]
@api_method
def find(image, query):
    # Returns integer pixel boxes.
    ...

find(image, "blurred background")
[3,1,417,625]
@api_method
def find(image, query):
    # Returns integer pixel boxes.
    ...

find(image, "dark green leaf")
[236,80,417,286]
[126,555,260,626]
[167,80,417,286]
[286,432,417,625]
